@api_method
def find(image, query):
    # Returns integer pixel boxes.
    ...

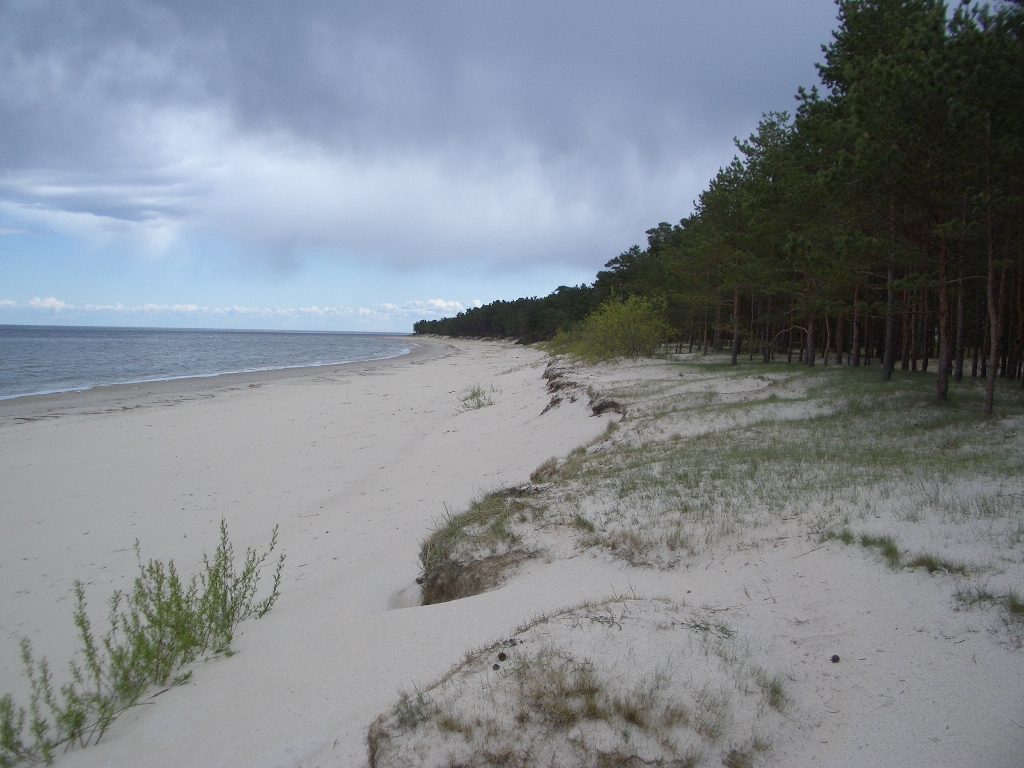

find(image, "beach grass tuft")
[954,586,1024,639]
[458,384,495,411]
[906,553,970,576]
[857,534,903,569]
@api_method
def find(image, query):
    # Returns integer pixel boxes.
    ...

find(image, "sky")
[0,0,840,333]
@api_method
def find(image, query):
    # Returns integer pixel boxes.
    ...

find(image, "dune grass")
[458,385,495,411]
[368,598,788,768]
[393,354,1023,764]
[419,489,541,604]
[418,354,1023,601]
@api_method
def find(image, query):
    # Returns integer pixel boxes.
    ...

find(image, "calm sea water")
[0,325,414,400]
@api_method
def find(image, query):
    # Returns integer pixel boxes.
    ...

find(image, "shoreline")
[0,336,439,424]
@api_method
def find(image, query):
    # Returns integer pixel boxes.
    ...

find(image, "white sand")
[1,340,1021,767]
[1,339,608,766]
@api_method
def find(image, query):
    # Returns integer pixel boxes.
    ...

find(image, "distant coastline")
[0,324,415,401]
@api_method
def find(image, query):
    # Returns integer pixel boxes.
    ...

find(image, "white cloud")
[0,101,652,271]
[82,302,200,313]
[0,0,842,309]
[197,130,648,272]
[0,198,181,257]
[140,303,190,313]
[29,296,70,310]
[8,293,475,330]
[426,298,465,313]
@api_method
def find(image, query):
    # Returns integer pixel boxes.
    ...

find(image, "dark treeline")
[415,0,1023,414]
[413,284,599,344]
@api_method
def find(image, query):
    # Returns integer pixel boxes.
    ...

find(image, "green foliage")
[857,533,902,568]
[906,553,969,575]
[0,520,284,766]
[1008,591,1024,617]
[828,528,974,576]
[561,295,672,362]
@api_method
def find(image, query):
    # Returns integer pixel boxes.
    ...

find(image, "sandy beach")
[1,338,610,766]
[2,339,1022,767]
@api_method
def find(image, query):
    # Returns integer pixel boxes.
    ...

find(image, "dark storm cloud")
[0,0,839,270]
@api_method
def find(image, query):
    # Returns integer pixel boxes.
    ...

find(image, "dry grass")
[419,487,541,604]
[419,355,1023,613]
[389,354,1022,764]
[368,598,789,767]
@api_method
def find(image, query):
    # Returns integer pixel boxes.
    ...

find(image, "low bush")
[0,519,284,766]
[551,295,672,362]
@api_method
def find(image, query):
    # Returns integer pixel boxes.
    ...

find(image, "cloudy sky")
[0,0,839,332]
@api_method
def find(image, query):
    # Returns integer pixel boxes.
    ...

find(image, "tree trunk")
[749,295,756,361]
[701,307,709,355]
[882,263,896,380]
[805,315,816,367]
[954,268,965,383]
[1010,270,1023,383]
[835,313,845,366]
[985,260,1004,416]
[863,316,872,367]
[972,276,984,378]
[910,291,919,371]
[713,301,722,352]
[900,291,911,370]
[730,288,740,366]
[824,315,832,366]
[919,289,930,373]
[937,240,952,400]
[851,286,861,367]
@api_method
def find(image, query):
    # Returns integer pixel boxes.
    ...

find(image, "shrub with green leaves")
[0,519,284,766]
[554,295,671,362]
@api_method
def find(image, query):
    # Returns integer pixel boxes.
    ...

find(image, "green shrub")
[0,519,284,765]
[559,296,672,362]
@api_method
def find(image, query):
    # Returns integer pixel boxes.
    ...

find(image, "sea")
[0,325,415,400]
